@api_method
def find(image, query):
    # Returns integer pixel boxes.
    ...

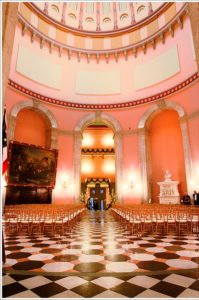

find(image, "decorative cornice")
[28,2,170,37]
[8,73,199,110]
[17,3,187,58]
[82,148,115,155]
[85,178,111,184]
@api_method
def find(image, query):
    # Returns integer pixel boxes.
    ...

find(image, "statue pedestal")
[157,181,180,204]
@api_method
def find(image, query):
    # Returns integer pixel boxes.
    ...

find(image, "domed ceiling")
[9,1,198,110]
[33,2,164,34]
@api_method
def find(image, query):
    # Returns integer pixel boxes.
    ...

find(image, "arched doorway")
[74,112,122,204]
[81,123,115,210]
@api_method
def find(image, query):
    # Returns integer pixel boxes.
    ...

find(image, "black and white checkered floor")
[2,210,199,298]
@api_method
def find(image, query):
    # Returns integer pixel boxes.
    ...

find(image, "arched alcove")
[149,109,187,201]
[14,108,50,147]
[9,100,58,148]
[138,100,193,202]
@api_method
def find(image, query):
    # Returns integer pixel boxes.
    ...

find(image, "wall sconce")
[63,181,68,189]
[129,180,135,189]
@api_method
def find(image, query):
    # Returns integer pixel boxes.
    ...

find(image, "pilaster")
[2,2,18,110]
[188,3,199,72]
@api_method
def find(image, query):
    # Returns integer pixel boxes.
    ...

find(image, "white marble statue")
[164,170,172,182]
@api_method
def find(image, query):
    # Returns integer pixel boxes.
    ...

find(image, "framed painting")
[7,141,58,187]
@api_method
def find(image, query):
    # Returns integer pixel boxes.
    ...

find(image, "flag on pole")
[2,108,8,175]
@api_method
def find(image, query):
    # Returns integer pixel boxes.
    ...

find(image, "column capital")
[74,131,83,140]
[114,131,123,139]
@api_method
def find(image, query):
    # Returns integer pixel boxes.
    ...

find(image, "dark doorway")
[90,186,106,210]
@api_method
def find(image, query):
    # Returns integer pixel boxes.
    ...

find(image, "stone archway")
[138,100,193,202]
[9,99,58,148]
[74,111,123,203]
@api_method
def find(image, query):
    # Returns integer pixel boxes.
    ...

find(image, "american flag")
[2,108,8,174]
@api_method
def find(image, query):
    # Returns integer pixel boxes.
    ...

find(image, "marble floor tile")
[165,258,198,269]
[136,289,171,298]
[19,275,51,289]
[106,261,138,272]
[177,289,199,298]
[55,276,87,289]
[93,290,127,298]
[51,290,83,298]
[127,275,159,288]
[2,210,199,298]
[2,275,16,286]
[8,290,40,298]
[163,273,195,288]
[91,276,124,289]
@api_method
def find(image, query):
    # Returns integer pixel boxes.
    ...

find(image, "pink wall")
[6,79,199,204]
[9,17,197,105]
[14,108,49,147]
[53,135,74,204]
[6,81,199,132]
[122,134,142,204]
[188,118,199,190]
[149,110,187,201]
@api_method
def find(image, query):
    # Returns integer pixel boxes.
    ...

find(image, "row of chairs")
[111,204,199,235]
[3,204,86,236]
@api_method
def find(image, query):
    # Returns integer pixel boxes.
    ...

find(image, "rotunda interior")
[2,1,199,299]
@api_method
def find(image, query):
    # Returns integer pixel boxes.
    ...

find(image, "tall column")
[138,128,151,203]
[74,132,82,203]
[45,128,58,149]
[180,116,193,197]
[114,131,123,203]
[188,3,199,71]
[2,2,18,110]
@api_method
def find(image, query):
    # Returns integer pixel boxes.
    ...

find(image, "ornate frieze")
[8,73,199,110]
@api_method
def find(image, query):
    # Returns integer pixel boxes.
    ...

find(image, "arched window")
[103,17,111,23]
[137,5,145,14]
[120,13,129,21]
[51,4,59,14]
[68,13,76,21]
[85,17,94,23]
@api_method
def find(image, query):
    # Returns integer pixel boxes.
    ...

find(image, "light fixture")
[63,181,68,189]
[82,134,94,147]
[102,158,115,174]
[102,134,114,147]
[81,158,94,174]
[129,180,135,189]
